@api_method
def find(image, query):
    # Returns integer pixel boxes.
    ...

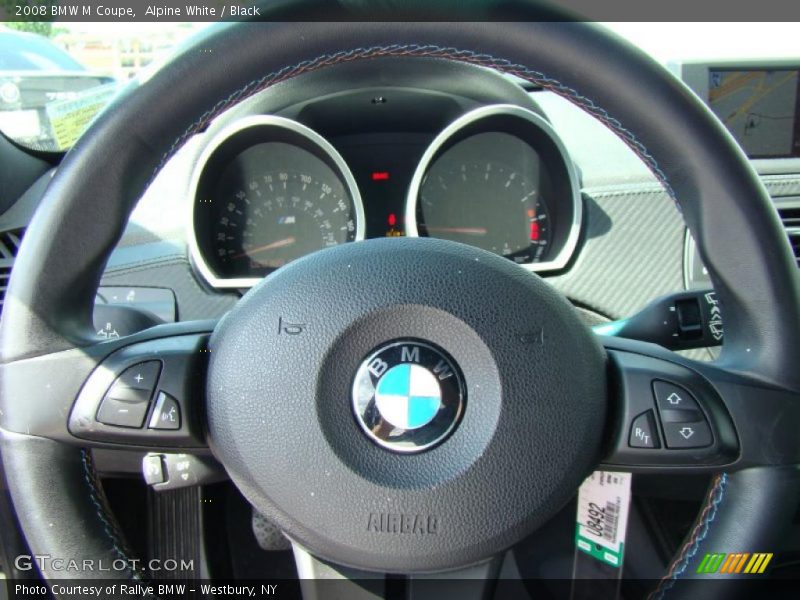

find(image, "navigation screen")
[708,69,800,158]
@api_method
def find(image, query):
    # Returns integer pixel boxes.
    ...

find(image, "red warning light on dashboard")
[372,171,390,181]
[530,221,540,241]
[385,212,404,237]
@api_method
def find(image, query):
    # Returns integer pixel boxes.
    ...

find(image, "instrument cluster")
[190,104,582,288]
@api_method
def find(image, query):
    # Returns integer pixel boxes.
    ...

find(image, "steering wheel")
[3,7,800,599]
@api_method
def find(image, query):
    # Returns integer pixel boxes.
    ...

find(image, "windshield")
[0,22,798,152]
[0,29,85,70]
[0,22,207,151]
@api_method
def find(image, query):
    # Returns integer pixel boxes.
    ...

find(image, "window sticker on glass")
[44,82,117,150]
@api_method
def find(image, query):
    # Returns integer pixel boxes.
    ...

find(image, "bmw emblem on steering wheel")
[352,340,466,453]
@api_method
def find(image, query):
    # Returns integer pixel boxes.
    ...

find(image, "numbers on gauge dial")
[417,161,551,264]
[213,170,356,273]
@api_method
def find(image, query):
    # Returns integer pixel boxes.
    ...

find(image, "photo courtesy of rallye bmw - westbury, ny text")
[12,584,279,598]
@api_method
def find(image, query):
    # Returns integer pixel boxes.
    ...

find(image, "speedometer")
[210,146,355,273]
[190,116,364,287]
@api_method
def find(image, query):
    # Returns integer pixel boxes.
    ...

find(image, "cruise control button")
[97,397,150,428]
[149,392,181,430]
[653,380,700,412]
[103,361,161,406]
[663,421,712,449]
[116,361,161,391]
[629,410,660,448]
[97,361,162,428]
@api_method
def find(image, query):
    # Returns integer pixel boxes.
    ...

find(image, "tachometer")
[415,141,552,264]
[406,105,581,272]
[190,116,364,287]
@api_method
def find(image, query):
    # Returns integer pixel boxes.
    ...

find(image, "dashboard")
[2,56,799,344]
[189,102,581,288]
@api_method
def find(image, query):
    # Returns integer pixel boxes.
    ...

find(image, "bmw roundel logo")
[352,340,465,453]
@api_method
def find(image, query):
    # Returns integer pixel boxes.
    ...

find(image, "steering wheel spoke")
[601,335,800,473]
[0,320,215,452]
[291,542,502,600]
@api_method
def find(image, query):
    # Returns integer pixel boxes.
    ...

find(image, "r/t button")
[629,410,660,449]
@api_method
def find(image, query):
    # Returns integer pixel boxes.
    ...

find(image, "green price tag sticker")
[575,471,631,568]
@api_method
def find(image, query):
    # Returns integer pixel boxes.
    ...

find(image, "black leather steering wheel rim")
[2,9,800,597]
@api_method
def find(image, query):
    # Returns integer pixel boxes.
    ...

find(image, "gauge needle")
[233,236,296,259]
[424,226,488,235]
